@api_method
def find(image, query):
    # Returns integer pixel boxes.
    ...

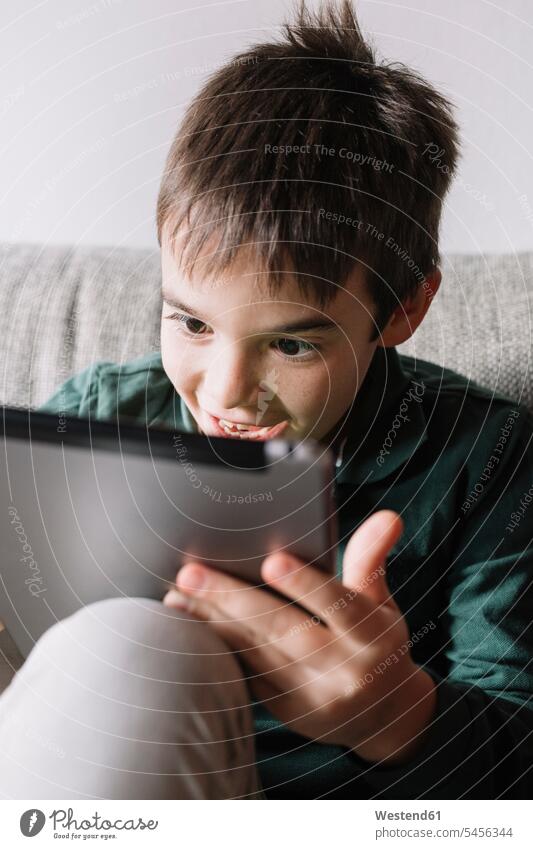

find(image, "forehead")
[161,230,372,320]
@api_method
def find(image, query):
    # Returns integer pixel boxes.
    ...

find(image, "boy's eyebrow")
[161,291,340,334]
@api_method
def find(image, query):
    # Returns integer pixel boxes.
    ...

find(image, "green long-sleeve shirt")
[39,346,533,799]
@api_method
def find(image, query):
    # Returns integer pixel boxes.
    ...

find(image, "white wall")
[1,0,532,254]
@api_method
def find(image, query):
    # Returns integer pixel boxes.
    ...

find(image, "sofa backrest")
[1,243,531,412]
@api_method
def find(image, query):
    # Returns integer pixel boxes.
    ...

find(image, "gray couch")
[1,242,532,691]
[1,243,532,413]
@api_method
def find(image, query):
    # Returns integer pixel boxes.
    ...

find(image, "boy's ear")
[377,268,441,348]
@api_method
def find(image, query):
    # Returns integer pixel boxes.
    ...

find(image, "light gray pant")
[0,598,265,799]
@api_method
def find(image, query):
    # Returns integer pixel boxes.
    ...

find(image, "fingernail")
[178,565,206,592]
[163,589,190,609]
[264,556,295,579]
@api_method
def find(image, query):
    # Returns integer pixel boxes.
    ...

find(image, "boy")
[0,1,531,799]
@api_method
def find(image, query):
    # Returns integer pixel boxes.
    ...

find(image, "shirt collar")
[179,394,199,433]
[145,377,197,433]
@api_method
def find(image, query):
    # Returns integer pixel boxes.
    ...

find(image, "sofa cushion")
[0,243,531,411]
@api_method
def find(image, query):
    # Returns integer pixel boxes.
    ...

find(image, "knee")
[35,596,244,688]
[1,598,257,799]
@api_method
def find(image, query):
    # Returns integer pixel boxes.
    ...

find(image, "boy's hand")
[163,511,437,765]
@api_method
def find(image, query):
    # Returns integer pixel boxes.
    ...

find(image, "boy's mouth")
[203,412,289,441]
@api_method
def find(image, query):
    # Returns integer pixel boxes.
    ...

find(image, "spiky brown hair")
[157,0,459,335]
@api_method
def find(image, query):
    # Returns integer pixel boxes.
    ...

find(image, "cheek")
[323,342,375,407]
[292,369,333,415]
[276,358,348,421]
[337,345,371,392]
[160,326,197,392]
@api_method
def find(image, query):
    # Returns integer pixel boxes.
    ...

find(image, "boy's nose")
[204,346,259,413]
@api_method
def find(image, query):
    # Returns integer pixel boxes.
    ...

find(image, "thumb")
[341,510,403,607]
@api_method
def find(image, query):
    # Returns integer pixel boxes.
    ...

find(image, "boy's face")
[160,235,380,445]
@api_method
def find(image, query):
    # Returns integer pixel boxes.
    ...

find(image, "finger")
[162,588,192,610]
[176,561,283,620]
[168,578,335,671]
[163,587,312,691]
[175,561,312,642]
[261,551,369,636]
[341,510,403,607]
[163,586,255,651]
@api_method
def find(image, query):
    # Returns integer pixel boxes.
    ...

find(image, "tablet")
[0,407,338,658]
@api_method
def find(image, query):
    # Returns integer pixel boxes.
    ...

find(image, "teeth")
[218,418,259,431]
[216,416,282,439]
[221,424,270,439]
[219,418,251,430]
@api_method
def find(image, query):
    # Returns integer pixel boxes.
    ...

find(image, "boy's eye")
[165,311,318,360]
[273,338,317,360]
[165,311,208,335]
